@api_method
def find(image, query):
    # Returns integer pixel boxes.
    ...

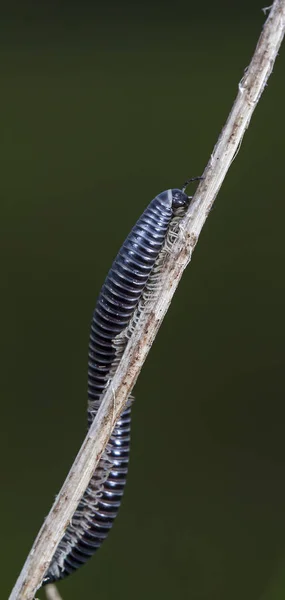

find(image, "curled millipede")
[43,181,198,585]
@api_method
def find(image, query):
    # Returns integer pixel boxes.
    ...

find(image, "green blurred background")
[2,1,285,598]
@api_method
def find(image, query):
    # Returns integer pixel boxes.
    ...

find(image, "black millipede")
[43,179,200,585]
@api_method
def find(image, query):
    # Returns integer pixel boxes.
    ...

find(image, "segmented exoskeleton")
[43,182,197,584]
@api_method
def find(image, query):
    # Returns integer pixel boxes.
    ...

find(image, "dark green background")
[2,2,285,599]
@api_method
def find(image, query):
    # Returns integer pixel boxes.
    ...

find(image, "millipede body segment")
[43,186,192,585]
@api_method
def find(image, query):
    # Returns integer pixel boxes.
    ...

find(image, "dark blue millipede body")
[43,185,193,585]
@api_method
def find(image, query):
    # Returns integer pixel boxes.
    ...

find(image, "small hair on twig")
[262,5,273,14]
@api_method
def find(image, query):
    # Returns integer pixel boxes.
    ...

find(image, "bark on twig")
[9,1,285,598]
[44,585,63,600]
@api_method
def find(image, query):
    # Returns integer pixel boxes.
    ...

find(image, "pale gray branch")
[9,1,285,598]
[44,585,63,600]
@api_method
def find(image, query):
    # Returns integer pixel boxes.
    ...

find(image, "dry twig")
[44,584,63,600]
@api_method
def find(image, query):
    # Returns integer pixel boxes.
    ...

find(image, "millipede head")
[171,188,190,209]
[171,176,203,209]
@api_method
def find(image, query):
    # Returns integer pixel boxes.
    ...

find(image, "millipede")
[43,178,200,585]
